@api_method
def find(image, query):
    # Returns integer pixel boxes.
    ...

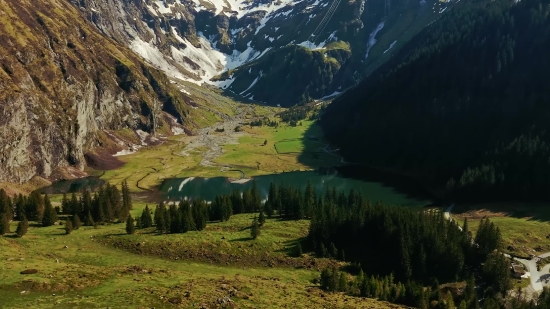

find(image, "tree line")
[0,181,133,237]
[304,185,512,308]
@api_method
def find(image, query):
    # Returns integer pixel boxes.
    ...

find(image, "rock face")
[0,0,193,183]
[75,0,450,105]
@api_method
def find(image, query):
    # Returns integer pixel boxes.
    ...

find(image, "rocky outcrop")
[0,0,194,183]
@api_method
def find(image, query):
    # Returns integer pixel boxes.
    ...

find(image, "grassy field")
[451,203,550,257]
[215,120,340,175]
[0,203,402,309]
[96,115,341,192]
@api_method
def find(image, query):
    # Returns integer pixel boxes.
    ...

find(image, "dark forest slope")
[321,0,550,201]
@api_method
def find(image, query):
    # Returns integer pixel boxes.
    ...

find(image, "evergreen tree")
[126,215,135,235]
[170,204,181,233]
[320,267,332,290]
[296,242,303,257]
[251,216,260,239]
[259,209,266,226]
[155,203,167,233]
[0,213,10,235]
[230,190,244,214]
[26,192,44,221]
[16,216,29,237]
[72,214,82,230]
[193,200,208,231]
[121,180,132,216]
[267,182,279,215]
[135,216,143,229]
[141,205,153,228]
[339,272,348,292]
[304,180,315,218]
[330,242,338,258]
[64,218,73,234]
[445,291,455,309]
[85,210,95,226]
[243,189,253,213]
[69,192,79,215]
[483,251,511,295]
[42,196,58,227]
[82,190,92,218]
[61,193,69,214]
[251,181,261,211]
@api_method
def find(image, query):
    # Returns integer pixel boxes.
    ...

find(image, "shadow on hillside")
[296,122,439,206]
[452,202,550,223]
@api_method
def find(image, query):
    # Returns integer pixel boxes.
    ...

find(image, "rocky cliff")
[0,0,194,183]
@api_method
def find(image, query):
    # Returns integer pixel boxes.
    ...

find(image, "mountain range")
[77,0,448,105]
[0,0,451,184]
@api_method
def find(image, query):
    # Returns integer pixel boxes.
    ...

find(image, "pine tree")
[330,242,338,258]
[304,180,315,218]
[135,216,143,229]
[61,193,69,214]
[320,267,331,290]
[251,181,261,211]
[122,180,132,215]
[193,200,208,231]
[155,203,167,233]
[72,214,82,230]
[16,216,29,237]
[445,291,455,309]
[64,218,73,234]
[251,216,260,239]
[42,196,58,227]
[320,242,328,258]
[295,242,303,257]
[69,192,79,215]
[339,272,348,292]
[82,190,92,218]
[0,213,9,235]
[141,205,153,228]
[85,210,95,226]
[170,204,181,233]
[258,209,266,226]
[126,215,135,235]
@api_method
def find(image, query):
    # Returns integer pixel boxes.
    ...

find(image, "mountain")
[75,0,449,106]
[321,0,550,201]
[0,0,197,184]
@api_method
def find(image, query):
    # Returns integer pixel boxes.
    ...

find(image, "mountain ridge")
[76,0,449,105]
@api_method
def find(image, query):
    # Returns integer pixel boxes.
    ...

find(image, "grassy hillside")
[0,204,405,309]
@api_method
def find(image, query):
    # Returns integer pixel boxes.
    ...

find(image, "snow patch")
[130,38,186,80]
[155,1,172,14]
[365,20,385,59]
[239,70,263,95]
[320,91,341,100]
[383,40,397,54]
[178,177,195,191]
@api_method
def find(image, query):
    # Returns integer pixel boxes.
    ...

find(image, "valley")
[3,0,550,307]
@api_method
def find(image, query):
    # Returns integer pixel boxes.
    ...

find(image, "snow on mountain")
[76,0,447,105]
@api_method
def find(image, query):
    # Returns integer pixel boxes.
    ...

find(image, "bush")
[64,219,73,235]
